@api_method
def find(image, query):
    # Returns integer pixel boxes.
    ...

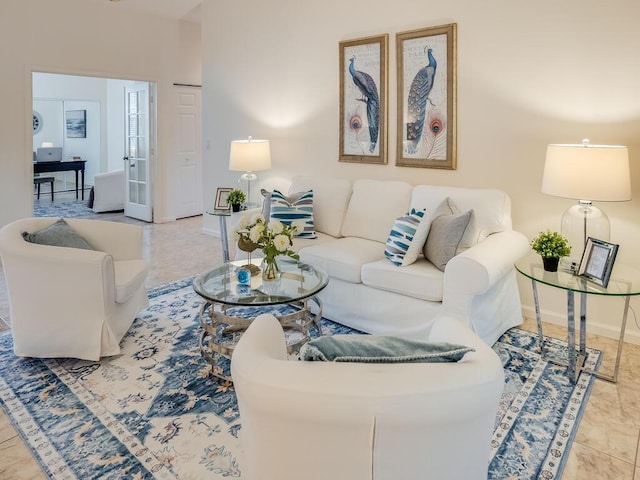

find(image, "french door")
[124,83,153,222]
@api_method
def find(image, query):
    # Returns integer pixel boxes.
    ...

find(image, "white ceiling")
[85,0,202,23]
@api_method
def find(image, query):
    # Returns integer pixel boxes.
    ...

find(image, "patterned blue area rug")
[0,278,600,479]
[33,199,98,218]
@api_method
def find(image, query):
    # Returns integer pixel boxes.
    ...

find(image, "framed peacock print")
[339,34,388,164]
[396,24,457,169]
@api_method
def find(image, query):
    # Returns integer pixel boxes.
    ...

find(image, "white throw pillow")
[384,208,430,266]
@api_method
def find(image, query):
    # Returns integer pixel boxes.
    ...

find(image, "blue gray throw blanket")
[299,335,475,363]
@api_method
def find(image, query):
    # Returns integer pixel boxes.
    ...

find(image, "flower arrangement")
[233,214,303,280]
[530,230,571,258]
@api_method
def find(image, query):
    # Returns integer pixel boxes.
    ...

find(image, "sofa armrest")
[92,170,125,212]
[443,230,529,299]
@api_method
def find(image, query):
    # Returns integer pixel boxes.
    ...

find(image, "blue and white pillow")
[269,189,317,239]
[384,208,430,266]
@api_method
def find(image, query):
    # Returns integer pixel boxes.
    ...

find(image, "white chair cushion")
[361,258,444,302]
[289,176,352,238]
[299,237,385,284]
[114,259,148,303]
[342,179,412,243]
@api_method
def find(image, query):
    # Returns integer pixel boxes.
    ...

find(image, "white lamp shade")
[41,142,54,148]
[229,138,271,172]
[542,142,631,202]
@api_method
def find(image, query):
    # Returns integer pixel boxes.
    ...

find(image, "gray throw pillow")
[423,210,472,271]
[22,219,95,250]
[299,335,474,363]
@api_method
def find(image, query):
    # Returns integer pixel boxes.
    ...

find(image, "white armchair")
[231,314,504,480]
[91,169,125,212]
[0,217,148,361]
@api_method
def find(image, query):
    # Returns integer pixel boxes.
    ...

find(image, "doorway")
[32,72,156,222]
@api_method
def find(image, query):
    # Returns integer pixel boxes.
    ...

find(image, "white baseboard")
[520,304,640,346]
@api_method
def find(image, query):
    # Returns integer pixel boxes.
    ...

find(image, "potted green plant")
[227,189,246,212]
[530,230,571,272]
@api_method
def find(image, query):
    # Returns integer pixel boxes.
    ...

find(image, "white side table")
[515,254,640,383]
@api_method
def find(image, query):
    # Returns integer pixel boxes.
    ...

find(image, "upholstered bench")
[33,176,55,200]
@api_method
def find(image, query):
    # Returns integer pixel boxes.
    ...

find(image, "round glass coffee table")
[193,260,328,383]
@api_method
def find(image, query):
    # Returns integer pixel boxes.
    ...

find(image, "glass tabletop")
[193,260,329,306]
[206,209,232,217]
[515,255,640,297]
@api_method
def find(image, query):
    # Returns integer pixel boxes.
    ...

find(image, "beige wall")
[0,0,201,226]
[201,0,640,342]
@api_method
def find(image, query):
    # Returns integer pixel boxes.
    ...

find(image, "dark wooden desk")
[33,160,87,200]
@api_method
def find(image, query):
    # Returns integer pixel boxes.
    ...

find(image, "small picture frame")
[578,237,619,288]
[214,187,233,210]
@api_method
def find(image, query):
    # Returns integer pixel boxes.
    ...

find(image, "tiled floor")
[0,204,639,478]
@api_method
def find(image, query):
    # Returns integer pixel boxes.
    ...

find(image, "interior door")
[124,83,153,222]
[173,86,203,219]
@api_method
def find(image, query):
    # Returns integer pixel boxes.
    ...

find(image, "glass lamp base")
[561,200,610,265]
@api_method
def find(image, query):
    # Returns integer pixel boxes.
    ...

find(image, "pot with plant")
[227,189,246,212]
[530,230,571,272]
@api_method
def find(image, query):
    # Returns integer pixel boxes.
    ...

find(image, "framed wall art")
[396,23,457,169]
[66,109,87,138]
[339,34,388,164]
[578,237,619,288]
[214,187,233,211]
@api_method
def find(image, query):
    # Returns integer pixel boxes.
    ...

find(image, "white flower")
[249,224,264,243]
[268,219,284,234]
[237,215,250,229]
[273,234,291,252]
[250,213,265,225]
[291,220,306,234]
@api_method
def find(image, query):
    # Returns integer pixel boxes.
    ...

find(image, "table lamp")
[541,139,631,266]
[229,137,271,208]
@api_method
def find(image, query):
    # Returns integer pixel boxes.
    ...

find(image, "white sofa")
[0,217,148,360]
[91,169,125,213]
[242,176,529,345]
[232,313,505,480]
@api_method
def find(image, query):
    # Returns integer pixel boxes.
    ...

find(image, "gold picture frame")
[396,23,457,169]
[339,34,388,164]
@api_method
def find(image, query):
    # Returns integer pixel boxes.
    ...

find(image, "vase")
[232,204,241,213]
[542,257,559,272]
[262,257,281,281]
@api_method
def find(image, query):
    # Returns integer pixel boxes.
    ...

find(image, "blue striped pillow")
[269,189,317,239]
[384,208,429,266]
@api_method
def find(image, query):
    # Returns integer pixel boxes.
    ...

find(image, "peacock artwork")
[348,56,380,154]
[397,24,457,170]
[339,34,388,164]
